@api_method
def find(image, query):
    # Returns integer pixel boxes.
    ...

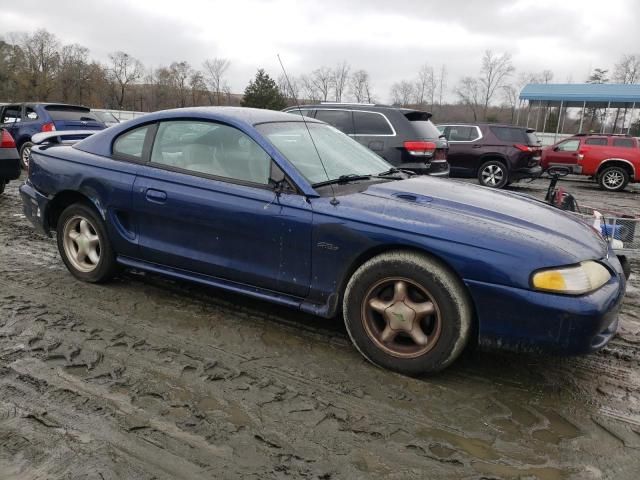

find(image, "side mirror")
[553,146,559,152]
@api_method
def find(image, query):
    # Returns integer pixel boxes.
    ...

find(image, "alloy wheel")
[361,277,442,359]
[481,164,504,186]
[21,145,31,169]
[602,170,624,190]
[62,215,101,273]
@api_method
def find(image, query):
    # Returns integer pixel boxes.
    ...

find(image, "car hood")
[357,177,607,261]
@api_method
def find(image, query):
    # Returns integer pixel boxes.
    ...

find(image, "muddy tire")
[343,251,472,375]
[598,166,629,192]
[20,142,33,170]
[478,160,509,188]
[56,203,118,283]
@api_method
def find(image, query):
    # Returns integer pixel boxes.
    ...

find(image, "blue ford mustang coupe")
[20,107,626,374]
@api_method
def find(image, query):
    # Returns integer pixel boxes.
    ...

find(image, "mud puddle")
[1,177,639,479]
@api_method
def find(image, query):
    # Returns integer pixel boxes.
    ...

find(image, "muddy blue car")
[19,107,626,374]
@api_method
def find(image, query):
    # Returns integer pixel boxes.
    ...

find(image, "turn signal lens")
[532,261,611,295]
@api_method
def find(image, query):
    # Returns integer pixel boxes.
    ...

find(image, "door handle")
[472,145,481,148]
[145,189,167,203]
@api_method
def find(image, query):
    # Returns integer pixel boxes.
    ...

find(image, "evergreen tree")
[241,69,286,110]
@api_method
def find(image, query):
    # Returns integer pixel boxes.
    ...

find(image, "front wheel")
[56,203,119,283]
[598,166,629,192]
[20,142,33,170]
[343,251,472,375]
[478,160,509,188]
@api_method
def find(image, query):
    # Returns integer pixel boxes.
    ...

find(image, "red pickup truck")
[541,134,640,191]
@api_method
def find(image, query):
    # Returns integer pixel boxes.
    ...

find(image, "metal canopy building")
[517,83,640,139]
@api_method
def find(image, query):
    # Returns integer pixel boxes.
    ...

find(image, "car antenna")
[277,54,339,206]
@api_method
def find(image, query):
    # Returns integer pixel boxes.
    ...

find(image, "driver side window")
[150,120,271,185]
[556,139,580,152]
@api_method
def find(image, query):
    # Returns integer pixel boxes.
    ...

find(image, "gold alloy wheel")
[361,277,442,359]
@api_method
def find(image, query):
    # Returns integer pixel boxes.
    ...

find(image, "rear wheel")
[598,166,629,192]
[56,203,118,283]
[343,251,472,375]
[20,142,33,170]
[478,160,509,188]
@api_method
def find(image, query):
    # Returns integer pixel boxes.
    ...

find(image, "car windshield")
[256,122,392,184]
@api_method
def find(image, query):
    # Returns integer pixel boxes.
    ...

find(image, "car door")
[131,119,312,298]
[442,125,482,176]
[351,110,395,160]
[544,138,581,167]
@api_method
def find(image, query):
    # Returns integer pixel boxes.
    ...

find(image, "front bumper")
[466,257,626,355]
[19,181,51,236]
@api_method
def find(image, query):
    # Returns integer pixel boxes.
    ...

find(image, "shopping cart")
[545,166,637,278]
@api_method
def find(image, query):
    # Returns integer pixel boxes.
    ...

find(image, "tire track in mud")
[1,177,640,478]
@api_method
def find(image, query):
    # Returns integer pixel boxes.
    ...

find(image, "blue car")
[19,107,626,374]
[0,103,106,169]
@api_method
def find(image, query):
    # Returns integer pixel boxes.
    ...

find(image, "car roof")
[74,107,323,157]
[287,103,431,115]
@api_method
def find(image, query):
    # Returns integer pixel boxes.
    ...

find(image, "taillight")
[434,149,447,160]
[404,141,436,156]
[514,144,532,152]
[0,129,16,148]
[41,122,56,132]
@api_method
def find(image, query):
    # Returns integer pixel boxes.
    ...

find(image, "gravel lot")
[0,175,639,479]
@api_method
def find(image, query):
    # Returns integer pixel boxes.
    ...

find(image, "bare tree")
[332,61,350,102]
[456,76,482,121]
[437,65,447,107]
[168,61,192,107]
[18,29,61,100]
[349,69,372,103]
[479,50,515,120]
[108,51,143,109]
[501,84,518,123]
[614,54,640,84]
[59,44,90,103]
[414,64,435,106]
[202,58,230,105]
[390,80,415,106]
[309,67,333,102]
[277,74,300,103]
[189,69,206,106]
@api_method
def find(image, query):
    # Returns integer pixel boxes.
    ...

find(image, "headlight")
[531,260,611,295]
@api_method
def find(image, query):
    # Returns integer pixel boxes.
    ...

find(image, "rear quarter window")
[353,111,393,135]
[113,125,151,159]
[489,126,529,143]
[585,138,608,146]
[612,138,635,148]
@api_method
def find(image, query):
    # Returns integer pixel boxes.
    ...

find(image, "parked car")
[20,107,626,375]
[283,103,449,177]
[0,103,106,169]
[0,128,20,195]
[437,123,542,188]
[541,134,640,192]
[92,110,121,127]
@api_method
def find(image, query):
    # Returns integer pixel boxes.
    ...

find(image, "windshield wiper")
[378,167,414,177]
[312,174,372,188]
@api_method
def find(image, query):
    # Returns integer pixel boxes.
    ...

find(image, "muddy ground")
[0,175,639,479]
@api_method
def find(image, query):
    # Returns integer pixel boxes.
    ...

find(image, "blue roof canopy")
[519,83,640,108]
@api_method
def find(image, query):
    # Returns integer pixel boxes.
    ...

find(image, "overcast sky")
[2,0,639,102]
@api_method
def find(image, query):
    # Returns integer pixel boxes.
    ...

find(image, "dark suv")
[437,123,542,188]
[283,104,449,176]
[0,103,106,169]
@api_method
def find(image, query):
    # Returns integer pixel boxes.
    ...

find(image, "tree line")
[1,29,639,134]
